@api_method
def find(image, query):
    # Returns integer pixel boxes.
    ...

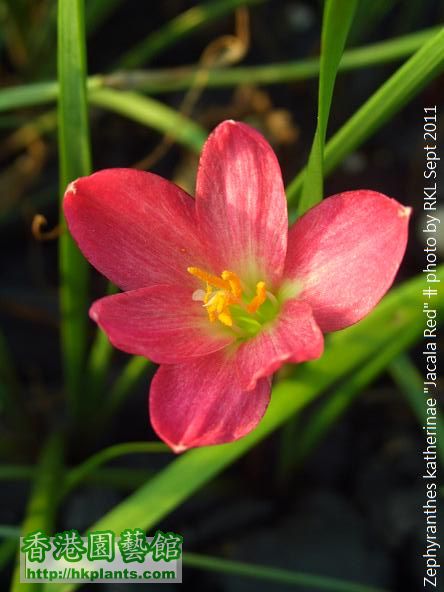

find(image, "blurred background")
[0,1,443,590]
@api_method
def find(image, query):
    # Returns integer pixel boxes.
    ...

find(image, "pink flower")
[63,120,410,452]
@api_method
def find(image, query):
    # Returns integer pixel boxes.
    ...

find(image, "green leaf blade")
[89,88,207,153]
[57,0,92,415]
[10,433,64,592]
[299,0,357,214]
[117,0,266,69]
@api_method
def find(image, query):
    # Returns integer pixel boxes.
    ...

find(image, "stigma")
[187,267,268,328]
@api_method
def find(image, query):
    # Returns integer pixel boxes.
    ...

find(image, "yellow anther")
[204,292,225,314]
[247,281,267,313]
[217,310,233,327]
[204,291,233,326]
[221,270,243,299]
[187,267,229,291]
[204,283,212,304]
[207,307,217,322]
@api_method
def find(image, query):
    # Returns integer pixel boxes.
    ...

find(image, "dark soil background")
[1,1,443,590]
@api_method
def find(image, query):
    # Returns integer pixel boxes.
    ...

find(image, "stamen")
[221,270,243,298]
[204,283,212,304]
[247,281,267,313]
[204,292,226,314]
[204,292,234,326]
[187,267,229,290]
[217,310,233,327]
[207,308,217,322]
[188,265,270,331]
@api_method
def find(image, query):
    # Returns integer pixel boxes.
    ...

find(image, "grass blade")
[0,77,102,112]
[117,0,265,69]
[0,540,16,571]
[183,552,388,592]
[389,354,444,466]
[63,442,170,496]
[299,0,357,213]
[100,356,151,430]
[58,0,92,416]
[287,27,444,203]
[85,0,123,34]
[85,328,113,401]
[109,27,439,94]
[0,28,438,113]
[85,283,118,404]
[0,464,155,492]
[89,88,206,153]
[10,432,64,592]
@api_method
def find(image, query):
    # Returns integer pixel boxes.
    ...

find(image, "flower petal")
[149,350,271,452]
[63,168,207,291]
[195,120,288,287]
[236,300,324,390]
[90,285,234,364]
[284,190,411,332]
